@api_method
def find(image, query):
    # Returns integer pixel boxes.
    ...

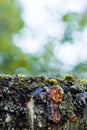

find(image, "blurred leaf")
[62,13,79,22]
[72,61,87,73]
[61,11,87,44]
[79,14,87,29]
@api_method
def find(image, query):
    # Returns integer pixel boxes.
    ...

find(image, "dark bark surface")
[0,74,87,130]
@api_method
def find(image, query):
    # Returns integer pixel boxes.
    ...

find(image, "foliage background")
[0,0,87,78]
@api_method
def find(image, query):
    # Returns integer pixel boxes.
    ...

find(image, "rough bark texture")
[0,74,87,130]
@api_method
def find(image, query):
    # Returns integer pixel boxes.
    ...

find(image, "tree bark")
[0,74,87,130]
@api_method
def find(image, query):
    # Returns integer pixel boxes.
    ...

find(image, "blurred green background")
[0,0,87,78]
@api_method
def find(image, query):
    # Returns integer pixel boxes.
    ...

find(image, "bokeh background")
[0,0,87,78]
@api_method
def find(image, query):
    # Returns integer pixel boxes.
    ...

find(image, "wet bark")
[0,74,87,130]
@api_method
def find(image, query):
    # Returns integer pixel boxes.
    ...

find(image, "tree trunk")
[0,74,87,130]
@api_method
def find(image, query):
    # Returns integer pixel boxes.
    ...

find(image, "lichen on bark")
[0,74,87,130]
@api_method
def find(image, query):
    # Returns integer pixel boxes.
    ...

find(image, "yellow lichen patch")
[17,74,25,77]
[81,79,87,83]
[46,78,58,85]
[63,74,75,81]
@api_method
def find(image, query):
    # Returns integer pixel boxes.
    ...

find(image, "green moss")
[69,116,78,123]
[16,128,20,130]
[34,75,46,87]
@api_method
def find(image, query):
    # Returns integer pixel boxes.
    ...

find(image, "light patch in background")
[58,43,78,65]
[14,0,87,66]
[14,29,43,54]
[15,0,65,53]
[58,40,87,65]
[63,0,87,13]
[74,41,87,62]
